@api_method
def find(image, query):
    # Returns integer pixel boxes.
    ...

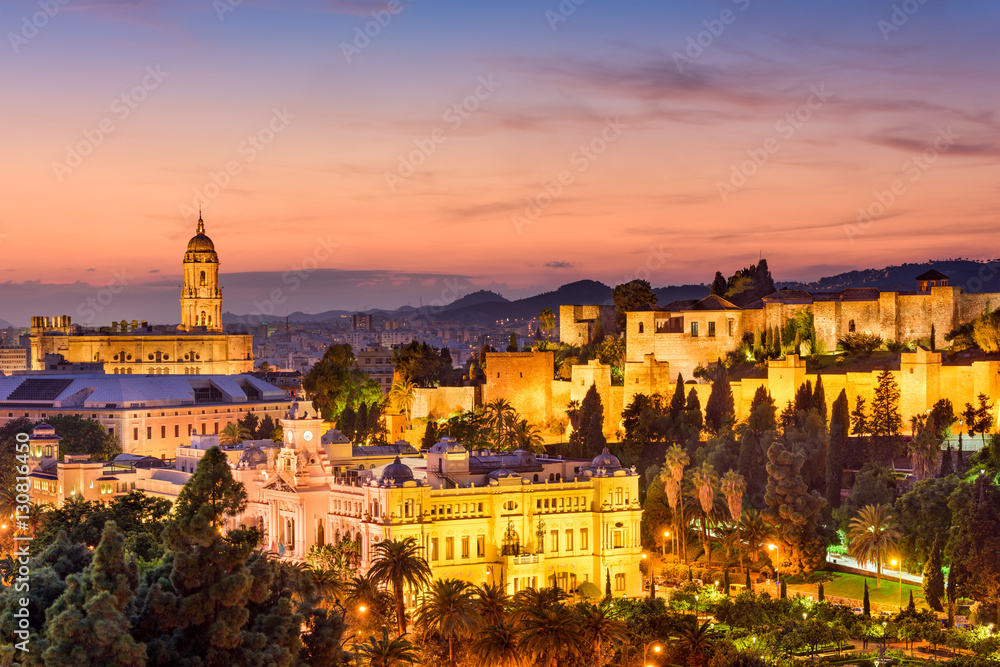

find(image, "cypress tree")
[794,380,813,414]
[826,390,849,509]
[946,570,956,627]
[863,581,871,617]
[907,590,916,613]
[753,329,763,360]
[421,421,438,449]
[605,569,612,599]
[669,373,686,431]
[723,569,731,596]
[930,323,936,351]
[745,569,752,592]
[569,383,607,459]
[779,578,787,599]
[939,443,954,477]
[705,359,734,433]
[957,433,964,472]
[688,565,693,582]
[813,375,827,422]
[923,537,945,611]
[818,582,825,602]
[649,576,656,600]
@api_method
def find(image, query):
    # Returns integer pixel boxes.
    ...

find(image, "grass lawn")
[817,571,927,608]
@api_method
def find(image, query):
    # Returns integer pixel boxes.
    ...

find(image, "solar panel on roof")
[7,378,73,401]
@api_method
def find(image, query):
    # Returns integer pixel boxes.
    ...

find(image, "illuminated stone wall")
[483,351,554,426]
[411,386,478,421]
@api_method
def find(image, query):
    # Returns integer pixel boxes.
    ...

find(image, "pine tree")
[863,581,871,617]
[826,390,849,509]
[871,370,903,464]
[710,271,728,296]
[422,422,438,449]
[813,376,827,422]
[818,582,825,602]
[705,359,734,434]
[43,521,146,667]
[922,539,945,612]
[507,332,518,352]
[763,437,826,575]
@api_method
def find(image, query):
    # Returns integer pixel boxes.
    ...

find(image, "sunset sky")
[1,0,998,325]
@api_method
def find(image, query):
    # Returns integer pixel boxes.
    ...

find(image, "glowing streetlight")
[890,558,902,609]
[768,543,781,580]
[642,641,662,667]
[358,605,367,613]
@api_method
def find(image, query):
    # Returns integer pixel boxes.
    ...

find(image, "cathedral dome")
[590,447,621,471]
[184,216,218,261]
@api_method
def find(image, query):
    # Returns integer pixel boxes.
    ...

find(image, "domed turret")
[380,456,414,484]
[590,447,621,471]
[238,444,268,468]
[184,216,219,261]
[179,213,223,332]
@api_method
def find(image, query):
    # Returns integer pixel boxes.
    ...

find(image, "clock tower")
[179,214,223,332]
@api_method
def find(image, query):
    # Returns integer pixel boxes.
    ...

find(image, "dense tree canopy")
[303,343,383,421]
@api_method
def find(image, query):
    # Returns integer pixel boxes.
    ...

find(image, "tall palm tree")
[388,379,417,422]
[539,307,556,339]
[510,586,570,623]
[485,398,517,449]
[219,421,252,445]
[368,537,432,635]
[688,462,719,564]
[566,400,581,432]
[720,470,747,573]
[663,445,690,562]
[354,626,420,667]
[416,578,481,667]
[577,604,626,667]
[472,621,522,667]
[908,414,942,481]
[847,504,901,589]
[739,508,769,565]
[473,582,510,626]
[518,603,583,667]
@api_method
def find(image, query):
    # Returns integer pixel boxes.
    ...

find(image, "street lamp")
[890,558,902,610]
[642,641,661,667]
[663,530,671,558]
[694,594,700,617]
[768,543,781,581]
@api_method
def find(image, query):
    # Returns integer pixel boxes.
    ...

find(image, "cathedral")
[27,215,254,375]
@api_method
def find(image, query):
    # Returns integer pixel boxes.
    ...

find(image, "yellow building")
[27,215,253,375]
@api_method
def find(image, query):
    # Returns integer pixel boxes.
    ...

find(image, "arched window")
[126,368,132,374]
[638,322,644,334]
[200,311,207,326]
[155,351,162,362]
[849,319,856,333]
[200,270,206,286]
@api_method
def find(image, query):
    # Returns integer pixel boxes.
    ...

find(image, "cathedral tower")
[179,214,223,332]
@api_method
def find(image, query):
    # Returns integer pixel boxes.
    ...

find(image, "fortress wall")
[957,291,1000,324]
[484,351,554,426]
[895,294,934,343]
[622,354,672,409]
[651,331,741,381]
[625,311,658,363]
[411,386,477,421]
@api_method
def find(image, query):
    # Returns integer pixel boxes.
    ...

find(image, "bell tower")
[179,213,223,332]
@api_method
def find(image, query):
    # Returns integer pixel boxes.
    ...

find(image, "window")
[476,535,485,558]
[201,423,207,435]
[580,528,588,551]
[615,573,626,591]
[174,424,179,437]
[134,427,139,440]
[431,538,439,561]
[691,321,699,337]
[708,321,716,337]
[146,426,152,439]
[728,320,735,336]
[461,536,470,559]
[550,530,559,552]
[849,319,856,333]
[615,488,623,505]
[445,537,454,560]
[638,322,644,334]
[161,425,166,439]
[214,422,219,434]
[565,529,574,551]
[613,530,623,549]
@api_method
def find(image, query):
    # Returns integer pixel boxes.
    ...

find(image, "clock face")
[303,430,313,442]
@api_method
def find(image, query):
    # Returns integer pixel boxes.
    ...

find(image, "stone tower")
[179,214,222,332]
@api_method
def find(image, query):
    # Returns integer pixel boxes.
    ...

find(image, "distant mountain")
[778,259,999,293]
[0,318,13,329]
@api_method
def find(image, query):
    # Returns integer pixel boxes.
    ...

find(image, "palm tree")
[354,627,420,667]
[663,445,690,562]
[688,462,719,564]
[485,398,517,449]
[720,470,747,573]
[577,604,626,667]
[473,582,510,626]
[472,621,522,667]
[671,618,723,663]
[518,604,583,667]
[512,419,545,454]
[368,537,432,635]
[388,379,417,422]
[847,504,901,589]
[308,567,343,610]
[416,578,481,667]
[510,586,570,622]
[909,414,942,481]
[566,400,581,432]
[539,307,556,339]
[219,421,252,445]
[739,508,768,565]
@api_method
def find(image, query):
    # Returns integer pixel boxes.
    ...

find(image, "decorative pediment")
[263,474,296,494]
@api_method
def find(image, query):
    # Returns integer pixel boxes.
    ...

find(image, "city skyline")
[2,0,998,324]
